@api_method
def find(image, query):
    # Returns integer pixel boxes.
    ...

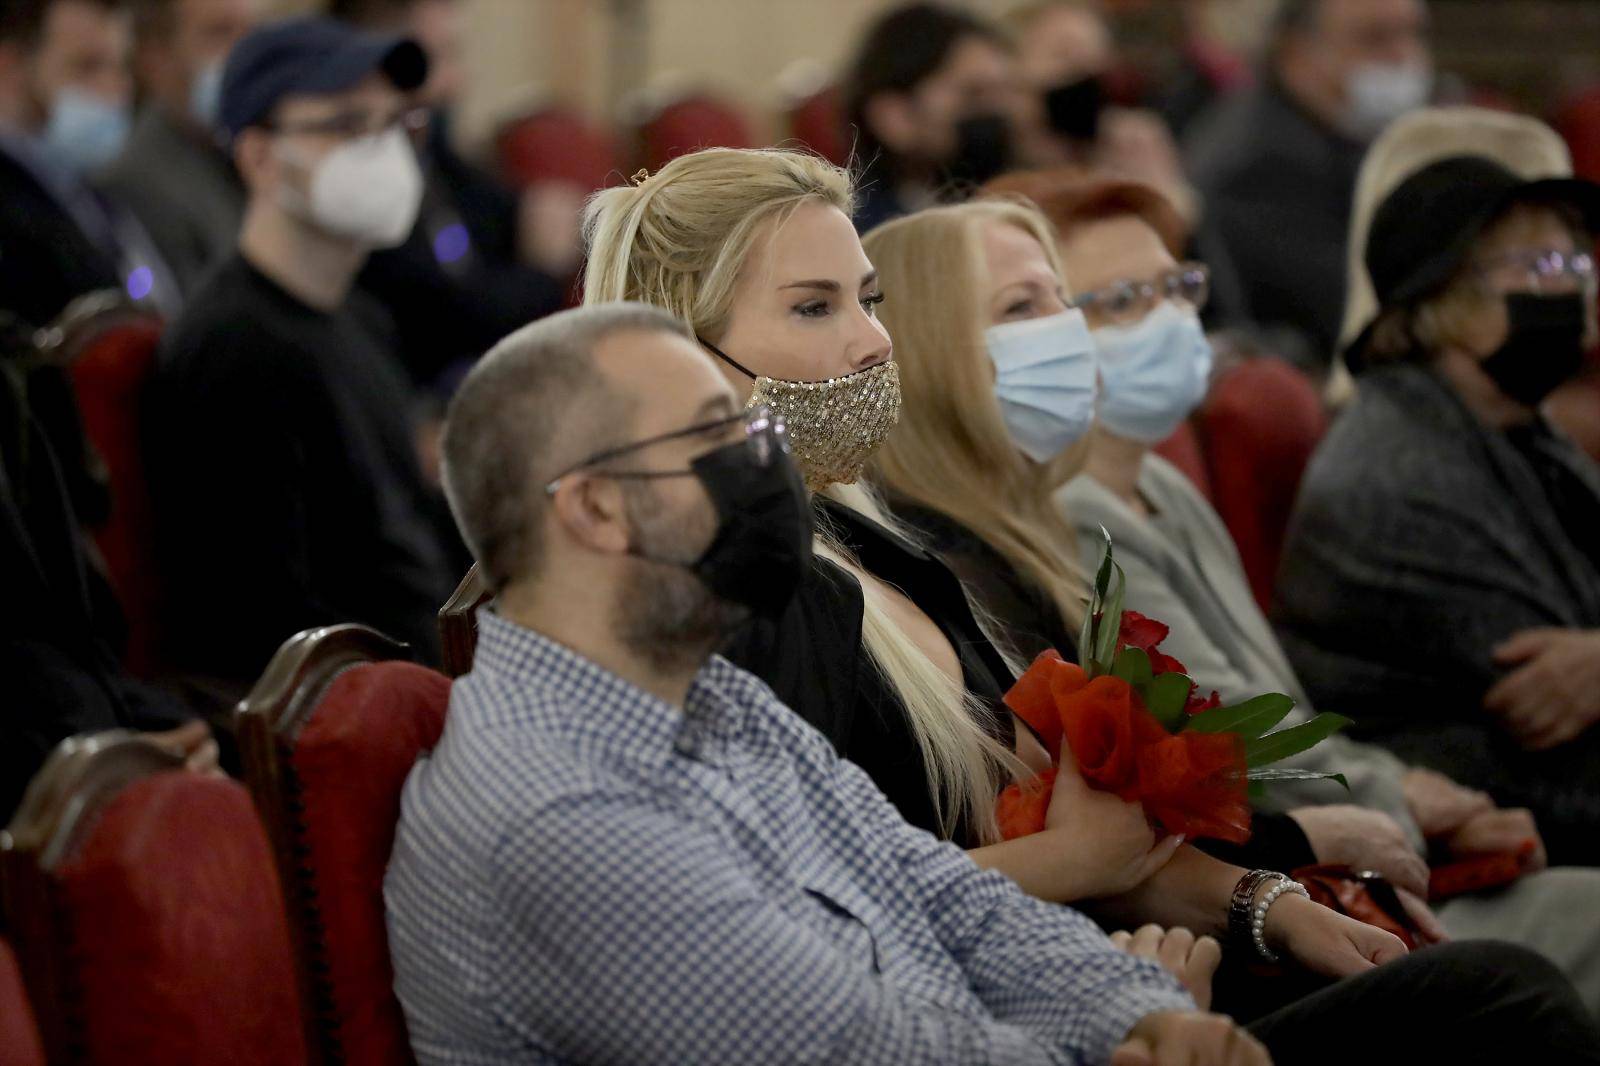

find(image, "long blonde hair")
[583,147,1017,841]
[864,199,1090,636]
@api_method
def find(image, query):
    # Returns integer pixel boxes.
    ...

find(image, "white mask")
[278,127,424,248]
[984,309,1099,462]
[1093,301,1214,444]
[189,58,226,130]
[43,87,131,175]
[1341,62,1432,141]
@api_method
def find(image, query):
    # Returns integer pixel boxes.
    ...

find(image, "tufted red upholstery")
[0,940,45,1066]
[68,318,164,676]
[495,106,622,193]
[279,661,450,1066]
[1196,357,1329,611]
[1153,419,1213,501]
[638,95,755,171]
[787,86,847,166]
[55,772,306,1065]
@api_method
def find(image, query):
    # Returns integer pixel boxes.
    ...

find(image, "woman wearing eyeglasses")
[1277,155,1600,868]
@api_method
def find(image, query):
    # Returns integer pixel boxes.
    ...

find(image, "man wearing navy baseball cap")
[146,16,459,683]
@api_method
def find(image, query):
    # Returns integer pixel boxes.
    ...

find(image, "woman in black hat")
[1277,154,1600,865]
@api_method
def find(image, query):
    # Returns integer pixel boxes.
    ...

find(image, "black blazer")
[0,148,123,331]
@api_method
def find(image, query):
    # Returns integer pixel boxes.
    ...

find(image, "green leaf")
[1244,713,1352,768]
[1186,693,1296,739]
[1092,561,1126,674]
[1142,672,1192,732]
[1112,647,1153,685]
[1246,768,1351,793]
[1247,780,1267,802]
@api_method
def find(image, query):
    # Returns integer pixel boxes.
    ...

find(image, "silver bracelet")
[1251,878,1310,962]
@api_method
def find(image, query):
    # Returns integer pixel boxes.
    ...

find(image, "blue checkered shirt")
[385,610,1192,1064]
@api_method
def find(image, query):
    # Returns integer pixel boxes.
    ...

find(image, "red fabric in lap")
[57,773,305,1066]
[1197,358,1329,611]
[0,940,45,1066]
[289,662,450,1066]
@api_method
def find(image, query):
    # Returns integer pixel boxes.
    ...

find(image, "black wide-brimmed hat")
[1346,154,1600,370]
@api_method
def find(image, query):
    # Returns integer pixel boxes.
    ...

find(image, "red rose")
[1004,651,1088,754]
[1118,611,1170,651]
[1059,676,1169,800]
[996,767,1057,839]
[1137,731,1251,844]
[1185,687,1223,716]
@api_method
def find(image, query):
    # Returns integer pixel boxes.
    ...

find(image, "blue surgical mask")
[1092,301,1214,444]
[189,58,225,130]
[984,308,1099,462]
[43,87,130,175]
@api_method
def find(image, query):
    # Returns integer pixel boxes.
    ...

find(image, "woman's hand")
[1039,750,1184,899]
[1400,768,1494,837]
[1113,1011,1271,1066]
[1263,893,1408,978]
[1287,805,1429,897]
[1446,807,1548,872]
[1110,925,1222,1010]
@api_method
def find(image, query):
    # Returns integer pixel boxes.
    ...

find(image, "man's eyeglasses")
[1070,262,1211,325]
[544,405,788,495]
[264,104,430,145]
[1474,249,1597,294]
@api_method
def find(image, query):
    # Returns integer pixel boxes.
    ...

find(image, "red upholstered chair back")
[438,564,491,679]
[495,106,622,192]
[1556,86,1600,184]
[1194,357,1329,611]
[1152,419,1214,501]
[40,293,166,676]
[0,939,45,1066]
[638,94,755,171]
[236,624,451,1066]
[787,86,847,166]
[0,732,306,1066]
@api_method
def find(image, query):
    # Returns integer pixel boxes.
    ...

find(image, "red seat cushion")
[289,662,451,1066]
[495,107,621,192]
[57,773,305,1066]
[1198,358,1329,611]
[639,96,755,171]
[69,319,164,676]
[789,87,847,166]
[0,940,45,1066]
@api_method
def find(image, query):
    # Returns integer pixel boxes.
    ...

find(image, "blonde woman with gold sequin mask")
[583,148,1188,911]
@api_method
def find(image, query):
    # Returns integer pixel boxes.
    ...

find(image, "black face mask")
[1043,75,1105,142]
[942,112,1013,189]
[1479,292,1589,408]
[638,438,813,619]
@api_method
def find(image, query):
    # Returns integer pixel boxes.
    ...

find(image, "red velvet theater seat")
[236,624,451,1066]
[638,94,756,171]
[438,564,491,679]
[494,105,622,193]
[36,293,165,675]
[0,731,306,1066]
[787,85,847,166]
[1195,356,1329,611]
[0,939,45,1066]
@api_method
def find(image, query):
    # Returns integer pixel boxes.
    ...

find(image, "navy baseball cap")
[218,16,429,143]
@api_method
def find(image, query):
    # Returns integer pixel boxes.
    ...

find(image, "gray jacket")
[99,106,244,298]
[1058,455,1419,845]
[1276,364,1600,794]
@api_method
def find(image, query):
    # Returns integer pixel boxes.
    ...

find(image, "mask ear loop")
[699,337,758,379]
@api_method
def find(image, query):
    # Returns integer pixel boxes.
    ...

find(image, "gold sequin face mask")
[702,341,902,491]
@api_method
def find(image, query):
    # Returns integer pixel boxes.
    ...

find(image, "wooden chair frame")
[233,623,412,1066]
[437,564,491,679]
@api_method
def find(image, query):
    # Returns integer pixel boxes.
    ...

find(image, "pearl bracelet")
[1251,878,1310,962]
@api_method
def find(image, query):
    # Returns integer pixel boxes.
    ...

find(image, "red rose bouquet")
[997,532,1349,844]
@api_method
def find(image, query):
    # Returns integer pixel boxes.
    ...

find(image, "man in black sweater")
[146,17,456,683]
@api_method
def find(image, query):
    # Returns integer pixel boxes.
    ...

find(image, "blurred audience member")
[331,0,566,387]
[1004,0,1194,221]
[843,1,1016,232]
[1157,0,1271,138]
[1278,156,1600,864]
[146,18,457,683]
[1187,0,1432,374]
[0,0,178,327]
[99,0,259,297]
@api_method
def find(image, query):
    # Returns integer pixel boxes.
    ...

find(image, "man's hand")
[1112,1011,1271,1066]
[146,720,221,776]
[1445,807,1548,873]
[1109,925,1222,1010]
[1400,768,1493,838]
[1486,628,1600,750]
[1265,893,1409,977]
[1288,805,1429,896]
